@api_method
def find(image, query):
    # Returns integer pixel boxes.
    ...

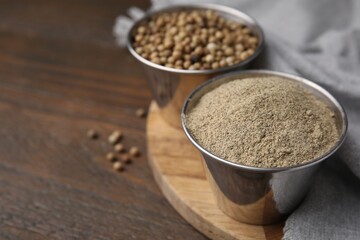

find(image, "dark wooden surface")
[0,1,207,239]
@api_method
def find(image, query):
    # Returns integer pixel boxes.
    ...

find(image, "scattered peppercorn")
[114,143,125,153]
[129,146,141,157]
[108,130,122,145]
[106,152,117,162]
[87,128,140,173]
[87,129,98,139]
[132,9,259,70]
[136,108,146,118]
[113,161,124,171]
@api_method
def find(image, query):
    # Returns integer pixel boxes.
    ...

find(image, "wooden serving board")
[146,102,284,240]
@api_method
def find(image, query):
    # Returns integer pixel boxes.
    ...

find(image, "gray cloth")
[116,0,360,238]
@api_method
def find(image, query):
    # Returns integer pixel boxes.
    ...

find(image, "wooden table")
[0,1,207,239]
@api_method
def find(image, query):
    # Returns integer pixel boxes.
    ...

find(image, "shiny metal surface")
[127,4,265,128]
[181,70,348,225]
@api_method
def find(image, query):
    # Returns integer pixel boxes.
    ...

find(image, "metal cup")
[127,4,264,128]
[181,70,348,225]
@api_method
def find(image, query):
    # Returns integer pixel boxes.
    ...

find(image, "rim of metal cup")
[127,4,265,74]
[181,70,348,173]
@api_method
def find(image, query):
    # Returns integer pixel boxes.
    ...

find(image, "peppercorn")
[121,154,132,164]
[136,108,146,118]
[114,143,125,153]
[211,62,219,69]
[190,54,200,63]
[183,61,191,69]
[132,9,259,70]
[129,147,141,157]
[87,129,98,139]
[108,130,122,145]
[106,152,117,162]
[113,161,124,171]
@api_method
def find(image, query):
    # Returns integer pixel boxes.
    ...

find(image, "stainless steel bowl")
[181,70,348,225]
[127,4,265,128]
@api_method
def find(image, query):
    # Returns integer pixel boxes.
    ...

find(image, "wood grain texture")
[0,0,207,239]
[147,102,284,240]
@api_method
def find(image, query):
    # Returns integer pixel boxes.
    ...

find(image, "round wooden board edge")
[146,104,229,239]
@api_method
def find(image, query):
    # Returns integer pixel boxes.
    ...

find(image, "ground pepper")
[186,77,339,168]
